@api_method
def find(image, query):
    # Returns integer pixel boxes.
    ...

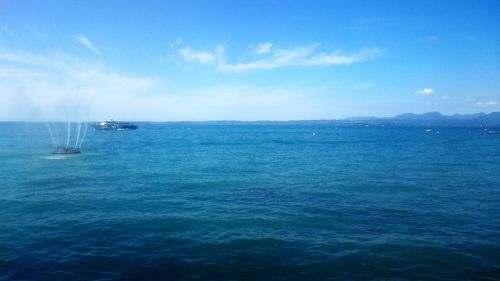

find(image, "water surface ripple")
[1,123,499,280]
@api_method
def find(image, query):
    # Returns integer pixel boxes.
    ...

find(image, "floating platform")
[53,147,81,154]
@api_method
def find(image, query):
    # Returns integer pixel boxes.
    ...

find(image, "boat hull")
[92,124,138,130]
[93,120,138,130]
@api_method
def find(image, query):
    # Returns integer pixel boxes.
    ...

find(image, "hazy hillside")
[341,111,500,126]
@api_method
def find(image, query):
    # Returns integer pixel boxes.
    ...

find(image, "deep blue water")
[1,122,499,280]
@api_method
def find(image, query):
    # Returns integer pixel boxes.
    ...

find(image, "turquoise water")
[1,123,499,280]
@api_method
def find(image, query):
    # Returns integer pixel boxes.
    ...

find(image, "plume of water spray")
[45,122,57,148]
[78,122,88,148]
[75,122,82,147]
[44,89,91,152]
[52,122,60,148]
[66,121,71,148]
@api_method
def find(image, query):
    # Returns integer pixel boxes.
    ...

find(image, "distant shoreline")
[1,111,499,126]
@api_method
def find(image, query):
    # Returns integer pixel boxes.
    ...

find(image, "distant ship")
[53,147,80,154]
[93,119,138,130]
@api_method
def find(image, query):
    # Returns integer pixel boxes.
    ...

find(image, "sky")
[0,0,499,121]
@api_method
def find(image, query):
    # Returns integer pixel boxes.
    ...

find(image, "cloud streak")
[1,48,329,121]
[0,48,338,121]
[253,42,274,54]
[0,49,164,121]
[475,101,498,107]
[0,49,49,66]
[74,34,102,55]
[178,46,224,64]
[175,42,382,73]
[415,88,434,96]
[219,45,381,73]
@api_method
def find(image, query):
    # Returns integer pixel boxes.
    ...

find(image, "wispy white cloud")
[174,42,381,72]
[253,42,274,54]
[415,88,434,96]
[216,45,316,72]
[0,49,164,121]
[475,100,498,107]
[304,48,381,66]
[186,43,382,73]
[178,46,224,64]
[0,49,48,66]
[74,34,102,55]
[0,48,339,121]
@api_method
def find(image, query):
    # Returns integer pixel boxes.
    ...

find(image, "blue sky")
[1,0,499,121]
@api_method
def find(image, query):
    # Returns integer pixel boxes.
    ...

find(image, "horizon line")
[0,110,498,123]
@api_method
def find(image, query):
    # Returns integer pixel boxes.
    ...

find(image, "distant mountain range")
[191,111,500,126]
[342,111,500,126]
[174,111,500,126]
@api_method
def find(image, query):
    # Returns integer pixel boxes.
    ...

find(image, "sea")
[1,122,499,280]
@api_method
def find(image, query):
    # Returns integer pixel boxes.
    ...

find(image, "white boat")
[93,119,138,130]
